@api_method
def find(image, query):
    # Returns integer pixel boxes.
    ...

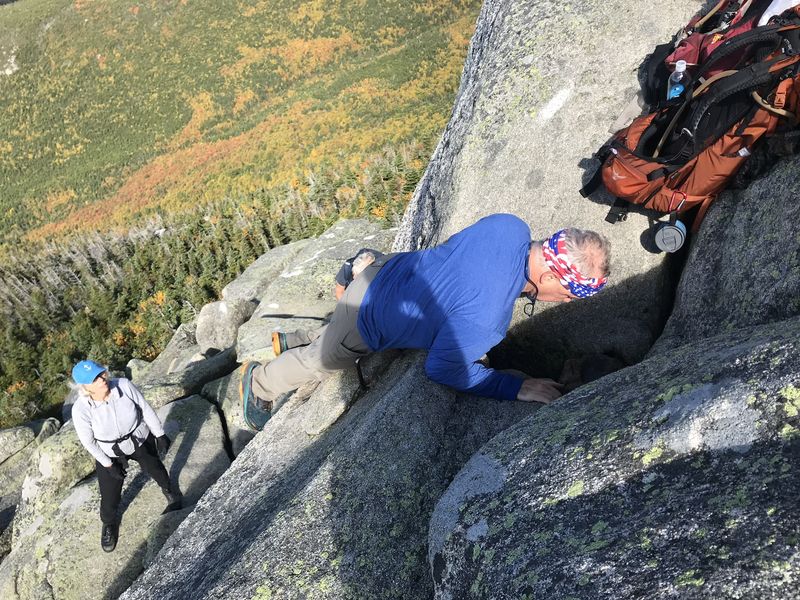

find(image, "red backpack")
[582,1,800,231]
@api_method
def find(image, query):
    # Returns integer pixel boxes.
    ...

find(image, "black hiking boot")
[101,522,118,552]
[162,486,183,513]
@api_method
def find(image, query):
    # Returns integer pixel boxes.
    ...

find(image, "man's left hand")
[517,378,563,404]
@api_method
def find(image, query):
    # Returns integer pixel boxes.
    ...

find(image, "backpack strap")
[605,199,630,224]
[579,146,613,197]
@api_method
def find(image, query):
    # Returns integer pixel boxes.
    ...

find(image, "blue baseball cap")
[72,360,107,385]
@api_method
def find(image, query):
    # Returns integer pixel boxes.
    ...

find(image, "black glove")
[156,435,171,455]
[106,462,126,480]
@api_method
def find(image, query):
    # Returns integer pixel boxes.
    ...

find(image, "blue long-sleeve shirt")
[357,214,530,400]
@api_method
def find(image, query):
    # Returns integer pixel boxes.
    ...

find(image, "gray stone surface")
[120,353,538,600]
[394,0,707,377]
[139,347,238,408]
[221,238,312,304]
[429,317,800,599]
[652,155,800,354]
[0,418,59,561]
[126,358,151,383]
[11,422,94,547]
[195,299,256,354]
[0,395,231,600]
[0,425,35,465]
[137,323,200,385]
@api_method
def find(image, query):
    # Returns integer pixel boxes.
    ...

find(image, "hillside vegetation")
[0,0,479,427]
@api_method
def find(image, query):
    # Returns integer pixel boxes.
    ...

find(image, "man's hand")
[517,378,564,404]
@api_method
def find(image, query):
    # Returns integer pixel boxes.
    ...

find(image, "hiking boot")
[271,331,289,357]
[239,361,273,431]
[162,487,183,513]
[101,522,118,553]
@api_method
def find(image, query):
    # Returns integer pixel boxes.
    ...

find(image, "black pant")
[96,434,172,525]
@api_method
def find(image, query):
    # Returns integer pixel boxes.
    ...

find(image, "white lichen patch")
[536,86,573,122]
[1,47,20,76]
[280,269,304,278]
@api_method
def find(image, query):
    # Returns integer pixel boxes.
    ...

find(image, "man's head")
[524,228,611,303]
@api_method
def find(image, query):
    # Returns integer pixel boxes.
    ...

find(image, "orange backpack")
[582,2,800,230]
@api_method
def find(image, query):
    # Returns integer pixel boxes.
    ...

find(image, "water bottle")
[667,60,688,100]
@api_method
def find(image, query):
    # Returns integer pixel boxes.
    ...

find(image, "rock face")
[120,354,538,600]
[0,395,230,600]
[395,0,705,377]
[138,347,238,409]
[652,155,800,354]
[429,317,800,599]
[195,299,255,354]
[0,419,60,560]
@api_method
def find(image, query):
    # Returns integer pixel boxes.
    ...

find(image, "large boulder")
[136,323,201,385]
[0,425,36,465]
[11,422,95,546]
[138,347,238,408]
[195,299,256,354]
[652,155,800,354]
[394,0,706,377]
[236,219,396,362]
[429,316,800,599]
[0,419,59,560]
[0,395,231,600]
[120,354,538,600]
[221,238,312,305]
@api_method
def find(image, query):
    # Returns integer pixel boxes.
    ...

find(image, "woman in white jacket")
[71,359,182,552]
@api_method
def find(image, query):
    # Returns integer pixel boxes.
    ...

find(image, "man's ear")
[539,270,558,285]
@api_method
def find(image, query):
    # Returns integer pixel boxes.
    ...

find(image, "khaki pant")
[251,260,385,402]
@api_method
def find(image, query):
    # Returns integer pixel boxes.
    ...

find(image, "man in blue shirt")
[240,214,610,430]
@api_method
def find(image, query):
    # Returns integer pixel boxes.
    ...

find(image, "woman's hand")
[156,435,171,456]
[517,378,564,404]
[106,462,126,480]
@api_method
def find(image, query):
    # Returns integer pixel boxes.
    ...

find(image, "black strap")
[580,166,604,197]
[579,147,613,197]
[696,25,784,80]
[605,199,630,224]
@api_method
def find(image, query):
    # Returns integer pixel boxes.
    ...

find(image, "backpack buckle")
[669,190,687,212]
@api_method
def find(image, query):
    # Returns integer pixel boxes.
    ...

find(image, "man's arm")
[424,322,524,400]
[425,351,525,400]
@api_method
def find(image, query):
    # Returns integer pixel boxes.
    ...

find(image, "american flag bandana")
[542,230,608,298]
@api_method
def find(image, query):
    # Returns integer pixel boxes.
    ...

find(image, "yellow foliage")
[375,26,407,47]
[221,44,271,79]
[171,92,218,149]
[45,189,77,213]
[233,88,257,115]
[273,33,361,82]
[112,330,126,347]
[6,381,28,394]
[289,0,327,29]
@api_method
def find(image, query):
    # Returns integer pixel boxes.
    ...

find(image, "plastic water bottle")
[667,60,688,100]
